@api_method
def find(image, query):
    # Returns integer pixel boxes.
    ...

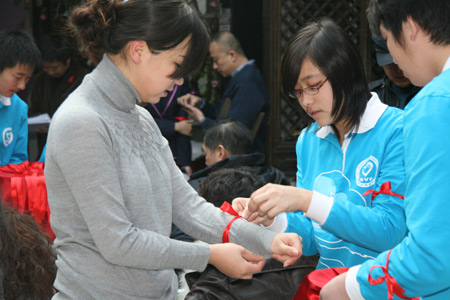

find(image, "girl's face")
[132,37,190,103]
[294,58,334,127]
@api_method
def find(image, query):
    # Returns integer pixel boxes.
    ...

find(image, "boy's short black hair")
[367,0,450,46]
[0,29,41,73]
[198,167,264,207]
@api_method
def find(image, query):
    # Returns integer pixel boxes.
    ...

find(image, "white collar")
[316,92,387,139]
[0,95,12,106]
[443,56,450,73]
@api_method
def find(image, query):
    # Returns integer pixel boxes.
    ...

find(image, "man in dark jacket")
[369,35,421,109]
[29,34,89,157]
[178,32,269,153]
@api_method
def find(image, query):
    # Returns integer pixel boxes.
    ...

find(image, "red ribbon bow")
[368,250,420,300]
[67,75,74,83]
[363,181,404,205]
[220,201,241,243]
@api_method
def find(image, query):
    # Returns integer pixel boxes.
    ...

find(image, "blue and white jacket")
[278,93,407,269]
[0,94,28,166]
[346,58,450,300]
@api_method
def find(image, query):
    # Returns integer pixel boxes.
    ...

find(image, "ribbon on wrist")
[220,201,242,243]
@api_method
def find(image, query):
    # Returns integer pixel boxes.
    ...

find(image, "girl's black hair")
[281,18,370,138]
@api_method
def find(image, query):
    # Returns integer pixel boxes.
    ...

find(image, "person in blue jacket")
[320,0,450,299]
[0,29,41,166]
[177,31,269,154]
[236,18,407,270]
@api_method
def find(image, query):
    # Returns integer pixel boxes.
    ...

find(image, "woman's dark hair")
[367,0,450,47]
[69,0,210,77]
[203,119,253,156]
[198,167,264,207]
[281,18,370,138]
[0,202,56,299]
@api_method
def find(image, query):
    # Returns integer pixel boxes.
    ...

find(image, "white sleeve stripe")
[345,265,366,300]
[304,191,333,225]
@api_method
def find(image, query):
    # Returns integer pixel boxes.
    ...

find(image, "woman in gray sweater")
[45,0,302,299]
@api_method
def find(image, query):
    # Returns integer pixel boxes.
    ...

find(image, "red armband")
[363,181,404,205]
[219,202,242,243]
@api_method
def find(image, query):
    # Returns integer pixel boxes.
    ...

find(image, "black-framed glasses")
[288,78,328,99]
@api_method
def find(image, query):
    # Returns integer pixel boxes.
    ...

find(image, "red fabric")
[368,250,420,300]
[0,161,54,240]
[363,181,404,205]
[219,201,242,243]
[293,267,349,300]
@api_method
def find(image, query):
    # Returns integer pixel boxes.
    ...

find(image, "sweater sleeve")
[356,92,450,299]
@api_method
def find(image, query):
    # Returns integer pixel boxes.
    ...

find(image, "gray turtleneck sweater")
[45,55,276,299]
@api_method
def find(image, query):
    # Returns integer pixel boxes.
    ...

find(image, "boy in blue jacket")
[0,29,41,166]
[320,0,450,299]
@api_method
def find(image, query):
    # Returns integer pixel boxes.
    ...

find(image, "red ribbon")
[368,250,420,300]
[67,75,74,83]
[174,116,188,122]
[220,201,241,243]
[363,181,404,205]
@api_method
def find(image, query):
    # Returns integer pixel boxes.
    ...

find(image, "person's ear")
[129,40,147,64]
[65,58,71,66]
[229,50,238,62]
[405,16,420,41]
[216,144,229,160]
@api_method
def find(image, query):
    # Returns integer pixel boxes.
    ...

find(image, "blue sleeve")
[322,116,407,252]
[9,96,28,164]
[284,130,318,256]
[285,211,318,256]
[357,92,450,299]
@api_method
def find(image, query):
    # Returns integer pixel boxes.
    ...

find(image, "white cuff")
[345,265,365,300]
[304,191,333,225]
[264,213,287,233]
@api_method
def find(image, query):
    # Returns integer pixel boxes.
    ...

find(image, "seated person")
[0,29,41,166]
[29,33,89,157]
[145,80,193,177]
[369,35,421,109]
[0,201,56,299]
[178,31,269,153]
[189,119,290,190]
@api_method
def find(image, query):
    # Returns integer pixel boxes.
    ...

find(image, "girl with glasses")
[235,18,407,271]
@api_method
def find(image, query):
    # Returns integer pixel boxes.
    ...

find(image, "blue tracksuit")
[0,94,28,166]
[354,66,450,300]
[286,94,407,269]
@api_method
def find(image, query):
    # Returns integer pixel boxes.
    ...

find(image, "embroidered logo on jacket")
[356,156,378,187]
[3,127,13,147]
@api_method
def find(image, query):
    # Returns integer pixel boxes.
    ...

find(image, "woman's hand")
[320,273,351,300]
[247,184,313,219]
[208,243,265,279]
[232,197,271,226]
[270,233,302,267]
[174,119,193,136]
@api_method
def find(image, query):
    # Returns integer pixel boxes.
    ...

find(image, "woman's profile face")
[294,58,334,126]
[132,37,190,103]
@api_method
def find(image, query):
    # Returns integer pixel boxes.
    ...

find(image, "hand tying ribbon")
[368,250,420,300]
[363,181,404,205]
[220,201,242,243]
